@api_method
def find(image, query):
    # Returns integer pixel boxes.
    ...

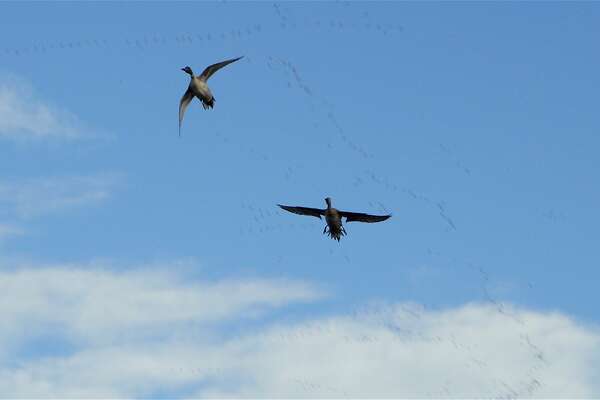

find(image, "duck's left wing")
[339,211,391,223]
[199,56,244,81]
[179,88,194,136]
[278,204,324,219]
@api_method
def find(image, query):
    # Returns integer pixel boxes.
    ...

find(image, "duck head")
[181,66,194,76]
[325,197,332,208]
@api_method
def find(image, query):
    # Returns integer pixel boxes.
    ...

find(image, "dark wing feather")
[339,211,391,223]
[199,56,244,81]
[179,87,194,136]
[278,204,324,219]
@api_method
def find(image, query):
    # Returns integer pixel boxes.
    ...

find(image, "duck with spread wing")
[178,56,243,136]
[278,197,391,241]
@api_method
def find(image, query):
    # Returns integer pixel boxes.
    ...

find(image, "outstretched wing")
[199,56,244,81]
[339,211,391,223]
[278,204,324,219]
[179,88,194,136]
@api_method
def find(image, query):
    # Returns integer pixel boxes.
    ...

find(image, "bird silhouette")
[278,197,391,241]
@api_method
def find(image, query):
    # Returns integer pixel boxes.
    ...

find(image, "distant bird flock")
[179,57,391,241]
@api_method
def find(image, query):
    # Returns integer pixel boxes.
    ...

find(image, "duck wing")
[199,56,244,81]
[278,204,324,219]
[179,87,194,136]
[339,211,391,223]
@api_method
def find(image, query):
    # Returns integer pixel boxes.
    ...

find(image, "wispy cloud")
[0,174,120,219]
[0,76,86,140]
[0,262,598,398]
[0,263,323,344]
[0,223,24,241]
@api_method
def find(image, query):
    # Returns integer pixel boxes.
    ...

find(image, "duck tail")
[202,97,215,109]
[327,227,346,242]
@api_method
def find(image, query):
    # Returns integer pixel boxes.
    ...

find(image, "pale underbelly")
[191,81,212,100]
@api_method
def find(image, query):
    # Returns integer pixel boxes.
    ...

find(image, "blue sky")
[1,2,599,397]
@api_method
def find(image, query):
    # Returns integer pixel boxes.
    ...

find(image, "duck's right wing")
[179,88,194,136]
[199,56,244,81]
[278,204,324,219]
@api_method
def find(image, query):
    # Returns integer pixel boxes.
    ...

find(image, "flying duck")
[278,197,391,241]
[178,56,243,136]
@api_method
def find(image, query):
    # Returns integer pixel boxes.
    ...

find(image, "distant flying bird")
[278,197,391,241]
[178,56,243,136]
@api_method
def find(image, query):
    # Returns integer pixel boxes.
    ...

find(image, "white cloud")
[0,263,598,398]
[0,262,324,347]
[0,76,86,140]
[222,304,600,398]
[0,174,120,218]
